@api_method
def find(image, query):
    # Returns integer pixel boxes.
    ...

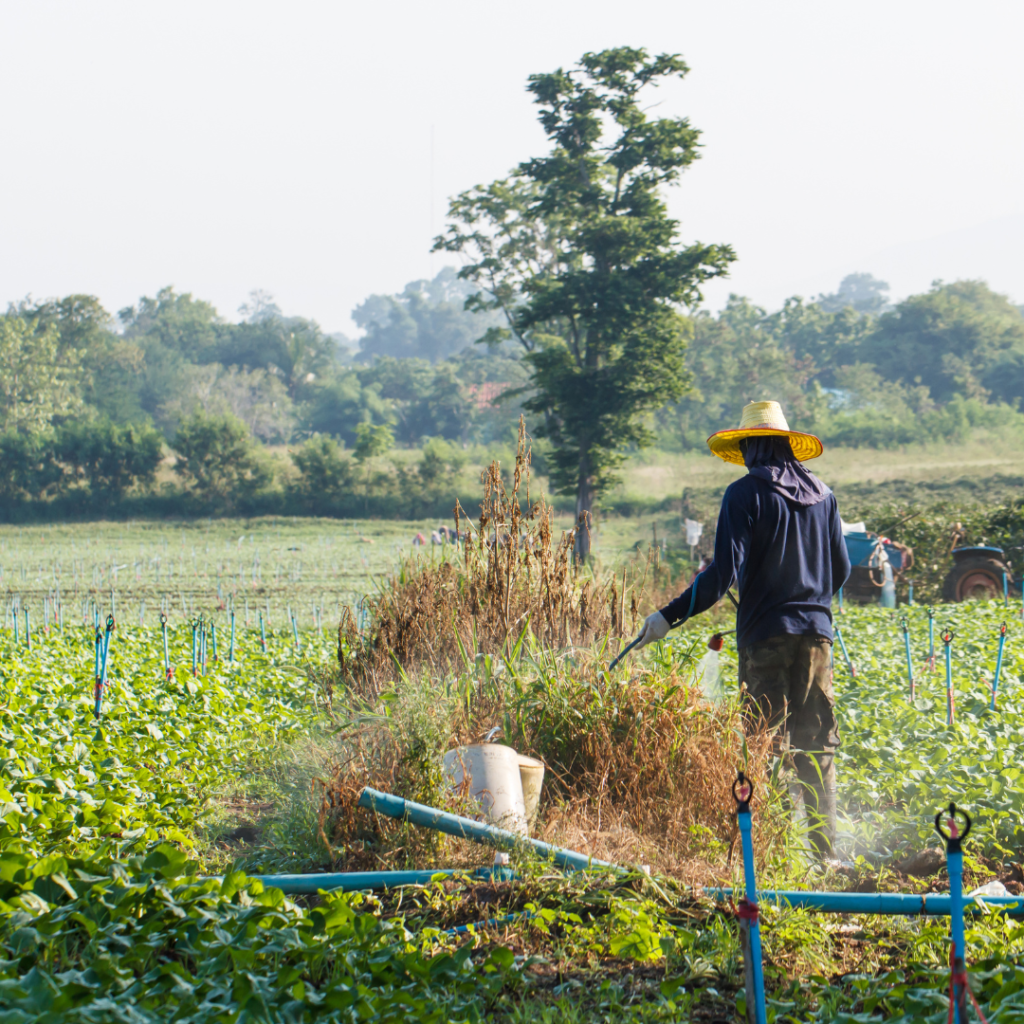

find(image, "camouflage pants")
[739,634,839,855]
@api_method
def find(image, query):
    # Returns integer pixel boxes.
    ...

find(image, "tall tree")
[859,280,1024,404]
[435,48,734,556]
[0,315,84,431]
[18,294,148,423]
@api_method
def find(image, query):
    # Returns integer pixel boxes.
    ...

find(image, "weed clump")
[315,646,775,880]
[337,419,653,696]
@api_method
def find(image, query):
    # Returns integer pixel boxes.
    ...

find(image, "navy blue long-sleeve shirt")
[661,475,852,648]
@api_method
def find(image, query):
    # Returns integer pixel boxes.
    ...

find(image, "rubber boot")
[795,752,836,859]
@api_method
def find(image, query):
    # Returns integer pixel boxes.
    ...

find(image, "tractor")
[941,545,1019,602]
[844,521,1018,604]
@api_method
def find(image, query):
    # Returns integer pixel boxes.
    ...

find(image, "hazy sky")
[2,1,1022,335]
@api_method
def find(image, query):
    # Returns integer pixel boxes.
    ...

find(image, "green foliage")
[290,435,355,504]
[173,413,272,508]
[830,602,1024,855]
[0,622,317,862]
[299,369,392,446]
[0,315,85,431]
[119,285,223,363]
[0,430,64,503]
[816,272,891,315]
[354,266,503,362]
[418,437,466,486]
[667,279,1024,454]
[859,280,1024,404]
[2,563,1024,1021]
[353,422,394,463]
[0,620,531,1022]
[13,294,148,424]
[437,47,735,532]
[0,874,526,1023]
[663,295,825,449]
[161,363,295,442]
[55,420,164,500]
[358,357,468,444]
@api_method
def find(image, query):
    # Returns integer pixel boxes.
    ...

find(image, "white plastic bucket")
[516,754,545,829]
[443,744,528,835]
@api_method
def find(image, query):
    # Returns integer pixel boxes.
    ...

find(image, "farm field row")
[0,516,679,630]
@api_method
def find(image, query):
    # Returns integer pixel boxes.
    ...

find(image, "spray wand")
[608,628,735,672]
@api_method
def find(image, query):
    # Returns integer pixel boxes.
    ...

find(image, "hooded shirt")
[741,436,830,507]
[660,436,851,648]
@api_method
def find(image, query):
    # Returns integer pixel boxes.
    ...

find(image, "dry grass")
[336,420,664,697]
[314,651,777,882]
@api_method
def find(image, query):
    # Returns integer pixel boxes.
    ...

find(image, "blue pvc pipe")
[162,617,171,680]
[949,848,966,1024]
[259,611,266,651]
[357,787,616,872]
[834,625,855,676]
[229,610,235,663]
[992,629,1007,710]
[248,867,513,894]
[902,623,914,700]
[96,621,113,717]
[737,806,767,1024]
[945,637,954,726]
[446,910,531,936]
[702,889,1024,917]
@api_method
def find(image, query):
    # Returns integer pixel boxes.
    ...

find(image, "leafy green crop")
[0,623,322,862]
[828,601,1024,856]
[1,600,1023,1022]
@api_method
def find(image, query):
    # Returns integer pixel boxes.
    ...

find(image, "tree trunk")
[574,450,595,562]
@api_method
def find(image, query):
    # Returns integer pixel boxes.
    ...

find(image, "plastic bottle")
[880,559,896,608]
[697,633,726,702]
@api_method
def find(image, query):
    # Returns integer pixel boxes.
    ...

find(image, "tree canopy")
[436,47,735,555]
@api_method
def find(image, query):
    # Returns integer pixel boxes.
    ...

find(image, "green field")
[2,563,1024,1020]
[0,513,686,634]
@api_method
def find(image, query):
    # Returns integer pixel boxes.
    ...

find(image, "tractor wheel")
[941,557,1007,602]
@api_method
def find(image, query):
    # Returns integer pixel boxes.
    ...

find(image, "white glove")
[634,611,670,650]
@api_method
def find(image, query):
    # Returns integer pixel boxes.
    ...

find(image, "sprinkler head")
[708,633,724,652]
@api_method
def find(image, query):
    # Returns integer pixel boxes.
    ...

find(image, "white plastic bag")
[684,518,703,547]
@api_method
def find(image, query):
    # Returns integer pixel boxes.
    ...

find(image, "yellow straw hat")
[707,401,824,466]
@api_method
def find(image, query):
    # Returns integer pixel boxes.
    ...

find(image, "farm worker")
[635,401,851,858]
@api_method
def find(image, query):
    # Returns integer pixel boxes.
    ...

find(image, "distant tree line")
[3,267,1023,520]
[665,275,1024,450]
[0,271,528,517]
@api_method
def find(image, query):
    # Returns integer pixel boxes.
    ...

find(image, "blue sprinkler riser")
[703,888,1024,917]
[357,786,617,872]
[737,805,768,1024]
[244,867,514,895]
